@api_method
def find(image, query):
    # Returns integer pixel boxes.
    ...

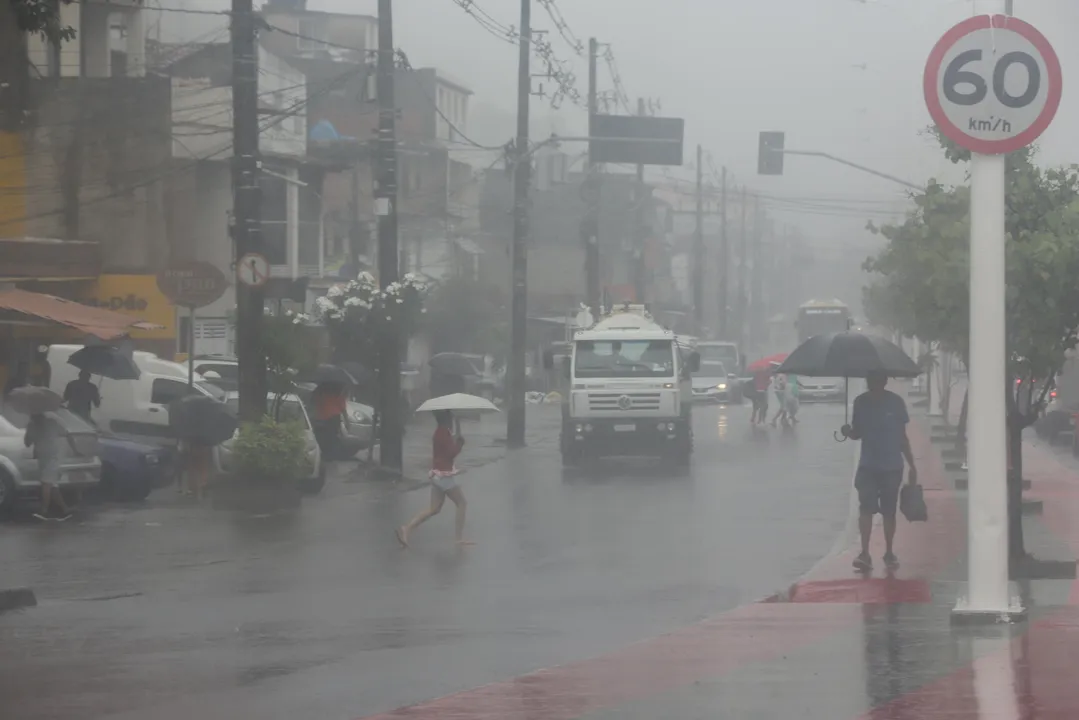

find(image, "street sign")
[588,115,684,166]
[156,261,228,309]
[924,14,1061,155]
[236,253,269,287]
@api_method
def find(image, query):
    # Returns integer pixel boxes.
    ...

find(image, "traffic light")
[758,131,785,175]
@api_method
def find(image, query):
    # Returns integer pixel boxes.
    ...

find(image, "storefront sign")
[81,274,176,340]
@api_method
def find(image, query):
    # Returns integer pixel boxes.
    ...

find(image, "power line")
[536,0,584,57]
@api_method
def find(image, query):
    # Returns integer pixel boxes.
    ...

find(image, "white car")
[691,361,737,403]
[0,407,102,513]
[213,392,326,495]
[797,377,846,403]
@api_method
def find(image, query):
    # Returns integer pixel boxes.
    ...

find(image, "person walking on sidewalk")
[24,412,72,521]
[397,410,471,548]
[841,371,917,571]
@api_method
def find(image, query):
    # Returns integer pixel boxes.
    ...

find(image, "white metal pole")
[962,0,1013,616]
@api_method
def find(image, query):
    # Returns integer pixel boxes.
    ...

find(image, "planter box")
[211,476,302,513]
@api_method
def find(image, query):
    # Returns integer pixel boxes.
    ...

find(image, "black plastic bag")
[900,483,928,522]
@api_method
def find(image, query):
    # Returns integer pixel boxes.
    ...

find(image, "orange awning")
[0,288,164,340]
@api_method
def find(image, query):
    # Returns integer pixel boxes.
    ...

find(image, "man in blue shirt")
[841,371,917,571]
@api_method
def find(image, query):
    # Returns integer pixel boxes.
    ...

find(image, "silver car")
[212,392,326,494]
[0,407,102,513]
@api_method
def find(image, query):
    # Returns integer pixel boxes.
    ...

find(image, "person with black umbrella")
[841,370,918,572]
[63,370,101,422]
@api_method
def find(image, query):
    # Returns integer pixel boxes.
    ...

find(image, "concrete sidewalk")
[358,384,1079,719]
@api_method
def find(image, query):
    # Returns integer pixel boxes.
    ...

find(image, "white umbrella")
[415,393,500,413]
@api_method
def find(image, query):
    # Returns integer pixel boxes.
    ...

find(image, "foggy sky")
[306,0,1076,251]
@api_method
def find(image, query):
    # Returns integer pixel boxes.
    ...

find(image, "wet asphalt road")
[0,401,858,720]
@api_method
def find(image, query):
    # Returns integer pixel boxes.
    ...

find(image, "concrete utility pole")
[583,37,601,318]
[375,0,403,469]
[506,0,531,449]
[230,0,266,421]
[718,165,729,340]
[692,144,704,329]
[737,185,748,349]
[750,195,763,352]
[632,97,647,304]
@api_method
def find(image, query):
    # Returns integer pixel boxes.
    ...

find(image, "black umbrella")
[429,352,480,376]
[302,364,357,387]
[68,345,140,381]
[776,332,921,442]
[168,395,237,446]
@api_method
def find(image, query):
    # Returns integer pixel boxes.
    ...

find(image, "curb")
[0,588,37,614]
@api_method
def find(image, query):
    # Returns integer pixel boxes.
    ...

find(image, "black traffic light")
[758,131,785,175]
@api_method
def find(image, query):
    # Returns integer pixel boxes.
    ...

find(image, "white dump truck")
[545,305,700,467]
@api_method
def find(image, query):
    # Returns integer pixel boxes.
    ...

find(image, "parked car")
[293,382,376,459]
[97,431,174,502]
[0,407,102,514]
[214,392,325,495]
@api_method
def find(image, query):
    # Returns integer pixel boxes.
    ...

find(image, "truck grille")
[587,392,662,411]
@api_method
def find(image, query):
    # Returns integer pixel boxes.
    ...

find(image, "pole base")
[951,590,1027,626]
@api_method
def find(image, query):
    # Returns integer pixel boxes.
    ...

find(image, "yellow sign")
[81,274,176,340]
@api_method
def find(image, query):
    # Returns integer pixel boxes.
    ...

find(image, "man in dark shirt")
[841,371,917,571]
[63,370,101,421]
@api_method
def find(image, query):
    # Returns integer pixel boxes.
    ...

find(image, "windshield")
[224,396,309,427]
[699,345,738,368]
[697,360,728,378]
[574,339,675,378]
[798,307,849,342]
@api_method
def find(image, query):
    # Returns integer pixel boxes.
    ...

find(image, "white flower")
[421,308,427,314]
[404,272,415,281]
[327,285,344,298]
[395,297,403,304]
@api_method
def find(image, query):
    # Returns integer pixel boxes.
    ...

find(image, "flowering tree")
[314,272,426,397]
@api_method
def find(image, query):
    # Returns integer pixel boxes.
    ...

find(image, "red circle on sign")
[923,14,1061,155]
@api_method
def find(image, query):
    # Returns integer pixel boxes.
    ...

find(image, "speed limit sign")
[924,15,1061,155]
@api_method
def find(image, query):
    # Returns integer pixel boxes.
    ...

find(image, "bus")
[796,299,850,343]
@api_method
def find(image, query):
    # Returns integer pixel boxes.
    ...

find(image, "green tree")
[863,130,1079,565]
[2,0,75,130]
[262,309,318,418]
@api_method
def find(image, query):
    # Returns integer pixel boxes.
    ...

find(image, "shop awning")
[0,289,164,340]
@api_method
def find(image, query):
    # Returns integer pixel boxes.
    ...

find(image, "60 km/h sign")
[924,14,1061,155]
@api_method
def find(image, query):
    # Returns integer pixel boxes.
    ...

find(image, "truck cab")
[547,309,699,467]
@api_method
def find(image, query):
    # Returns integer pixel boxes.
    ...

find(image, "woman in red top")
[397,410,470,547]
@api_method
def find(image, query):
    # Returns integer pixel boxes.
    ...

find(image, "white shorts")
[430,469,461,492]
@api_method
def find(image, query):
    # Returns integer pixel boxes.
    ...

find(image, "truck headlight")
[143,454,160,466]
[717,383,727,390]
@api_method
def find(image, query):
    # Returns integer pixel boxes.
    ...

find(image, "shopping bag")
[900,483,928,522]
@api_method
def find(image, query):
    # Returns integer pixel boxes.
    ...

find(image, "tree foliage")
[863,129,1079,417]
[10,0,76,40]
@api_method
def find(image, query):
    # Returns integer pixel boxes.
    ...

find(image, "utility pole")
[737,185,748,350]
[583,37,601,319]
[750,195,763,354]
[506,0,531,448]
[692,144,704,330]
[375,0,403,470]
[231,0,266,421]
[632,97,647,305]
[718,165,729,340]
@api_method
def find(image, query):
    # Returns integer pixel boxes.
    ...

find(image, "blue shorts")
[855,467,903,517]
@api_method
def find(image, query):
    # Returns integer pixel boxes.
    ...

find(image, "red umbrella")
[747,353,789,374]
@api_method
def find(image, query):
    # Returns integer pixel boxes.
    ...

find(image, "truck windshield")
[574,340,675,378]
